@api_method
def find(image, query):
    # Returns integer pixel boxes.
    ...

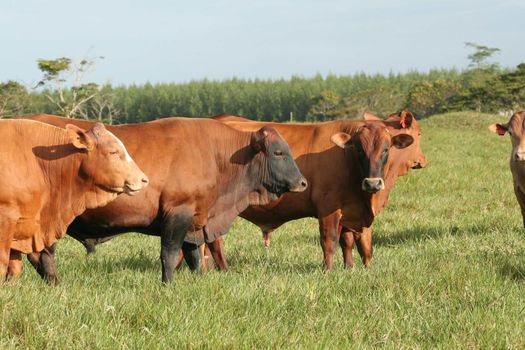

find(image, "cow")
[204,111,426,270]
[24,115,307,283]
[0,119,148,283]
[489,111,525,226]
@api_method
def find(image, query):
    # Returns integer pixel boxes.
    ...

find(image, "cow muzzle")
[362,177,385,193]
[514,151,525,162]
[289,177,308,193]
[123,176,149,196]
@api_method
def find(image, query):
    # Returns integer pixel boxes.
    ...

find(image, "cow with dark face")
[200,114,418,271]
[489,111,525,226]
[24,115,306,283]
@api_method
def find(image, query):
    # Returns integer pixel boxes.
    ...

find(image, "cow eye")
[109,150,119,155]
[274,150,283,156]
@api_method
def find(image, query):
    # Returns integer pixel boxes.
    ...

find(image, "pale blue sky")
[1,0,524,86]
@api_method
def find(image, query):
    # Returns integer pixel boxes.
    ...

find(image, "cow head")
[331,123,414,193]
[365,111,428,175]
[66,123,149,196]
[250,126,308,195]
[489,112,525,161]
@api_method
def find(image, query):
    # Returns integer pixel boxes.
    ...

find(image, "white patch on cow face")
[108,130,133,162]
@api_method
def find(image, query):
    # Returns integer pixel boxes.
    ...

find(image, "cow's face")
[366,111,427,175]
[66,123,149,195]
[489,112,525,162]
[331,123,414,193]
[250,126,307,195]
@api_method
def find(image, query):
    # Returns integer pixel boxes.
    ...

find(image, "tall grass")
[1,112,524,348]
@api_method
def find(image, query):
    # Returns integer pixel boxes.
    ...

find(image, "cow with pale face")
[0,120,147,283]
[489,111,525,226]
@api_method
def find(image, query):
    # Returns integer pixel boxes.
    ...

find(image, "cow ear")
[66,124,95,151]
[363,112,381,120]
[330,132,352,149]
[399,111,414,129]
[488,123,508,136]
[250,128,269,153]
[391,134,414,149]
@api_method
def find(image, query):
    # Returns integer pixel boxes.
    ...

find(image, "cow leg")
[81,238,98,254]
[26,244,59,284]
[160,213,192,284]
[354,227,373,268]
[339,226,355,268]
[0,221,15,281]
[181,242,201,272]
[318,211,342,271]
[7,250,23,279]
[514,186,525,227]
[207,237,229,271]
[202,244,215,272]
[262,229,273,247]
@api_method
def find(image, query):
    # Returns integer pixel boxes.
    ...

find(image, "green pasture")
[1,112,525,349]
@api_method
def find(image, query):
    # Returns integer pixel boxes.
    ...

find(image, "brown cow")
[24,115,307,283]
[0,119,147,282]
[205,112,423,270]
[489,111,525,226]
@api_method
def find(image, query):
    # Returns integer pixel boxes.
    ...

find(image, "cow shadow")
[33,144,80,160]
[88,252,159,273]
[373,224,482,247]
[499,261,525,282]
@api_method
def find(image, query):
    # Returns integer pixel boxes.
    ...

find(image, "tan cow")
[489,111,525,225]
[0,119,148,282]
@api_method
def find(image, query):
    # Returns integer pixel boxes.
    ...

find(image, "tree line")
[1,43,523,123]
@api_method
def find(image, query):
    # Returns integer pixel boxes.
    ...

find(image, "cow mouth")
[123,185,142,196]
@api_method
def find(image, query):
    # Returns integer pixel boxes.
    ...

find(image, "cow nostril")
[142,177,149,184]
[301,180,307,188]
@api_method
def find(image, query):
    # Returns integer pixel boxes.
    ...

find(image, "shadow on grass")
[499,262,525,282]
[88,253,159,273]
[373,224,490,247]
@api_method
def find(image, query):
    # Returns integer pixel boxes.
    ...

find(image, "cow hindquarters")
[160,211,193,284]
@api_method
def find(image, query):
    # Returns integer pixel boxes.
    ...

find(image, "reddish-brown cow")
[0,119,147,282]
[24,115,307,283]
[203,112,423,270]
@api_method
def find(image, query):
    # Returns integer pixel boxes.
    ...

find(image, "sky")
[1,0,524,87]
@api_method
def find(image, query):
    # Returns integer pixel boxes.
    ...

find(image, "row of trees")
[1,43,523,123]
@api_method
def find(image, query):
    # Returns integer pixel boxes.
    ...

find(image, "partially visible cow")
[24,115,307,283]
[0,119,148,282]
[206,112,424,270]
[489,111,525,226]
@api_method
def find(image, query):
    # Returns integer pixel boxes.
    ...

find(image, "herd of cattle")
[0,110,522,284]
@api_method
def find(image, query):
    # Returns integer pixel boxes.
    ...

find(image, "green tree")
[35,56,104,118]
[309,90,341,120]
[0,80,31,118]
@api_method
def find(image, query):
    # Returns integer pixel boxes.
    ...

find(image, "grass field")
[2,111,525,349]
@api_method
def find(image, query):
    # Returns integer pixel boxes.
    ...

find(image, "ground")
[1,111,524,348]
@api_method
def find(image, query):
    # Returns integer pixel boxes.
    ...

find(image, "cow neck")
[36,129,118,237]
[203,131,276,241]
